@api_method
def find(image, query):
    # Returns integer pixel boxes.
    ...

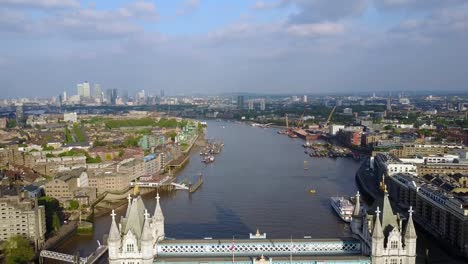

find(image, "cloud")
[252,0,287,10]
[286,22,345,36]
[177,0,200,16]
[253,0,369,23]
[391,3,468,38]
[0,0,79,9]
[374,0,467,11]
[0,0,158,39]
[0,8,30,32]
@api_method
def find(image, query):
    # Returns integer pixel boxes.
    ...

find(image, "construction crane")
[296,105,307,128]
[323,106,336,128]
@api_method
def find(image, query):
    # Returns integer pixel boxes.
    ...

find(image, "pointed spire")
[108,210,121,242]
[381,192,398,232]
[125,194,132,217]
[404,206,417,239]
[141,209,153,242]
[372,207,384,239]
[153,192,164,221]
[353,191,361,217]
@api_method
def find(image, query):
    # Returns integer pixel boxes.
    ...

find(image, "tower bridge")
[106,188,417,264]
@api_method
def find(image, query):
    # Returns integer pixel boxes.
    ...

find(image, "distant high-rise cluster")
[77,81,91,98]
[237,95,244,110]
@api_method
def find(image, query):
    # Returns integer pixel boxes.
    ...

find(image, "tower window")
[390,259,398,264]
[126,243,134,252]
[391,241,398,249]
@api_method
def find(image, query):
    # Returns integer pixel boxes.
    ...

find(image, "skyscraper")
[248,100,254,111]
[237,95,244,110]
[94,84,102,99]
[259,98,265,111]
[77,81,91,98]
[106,88,118,105]
[77,83,84,97]
[83,81,91,98]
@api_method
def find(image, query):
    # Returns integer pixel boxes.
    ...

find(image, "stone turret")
[152,192,165,242]
[351,191,362,235]
[404,207,417,264]
[141,209,154,263]
[108,210,121,259]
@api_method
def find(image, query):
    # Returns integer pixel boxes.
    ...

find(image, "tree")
[38,196,62,234]
[52,212,61,233]
[68,200,80,210]
[2,235,35,264]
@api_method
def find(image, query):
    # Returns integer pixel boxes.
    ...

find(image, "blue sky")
[0,0,468,97]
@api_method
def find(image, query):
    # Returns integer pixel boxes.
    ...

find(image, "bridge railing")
[157,239,361,257]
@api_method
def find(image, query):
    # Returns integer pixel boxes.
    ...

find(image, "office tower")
[260,98,265,111]
[248,100,254,111]
[77,83,84,97]
[303,95,308,103]
[106,88,118,105]
[94,84,102,99]
[83,81,91,98]
[237,95,244,110]
[160,89,165,98]
[386,98,392,111]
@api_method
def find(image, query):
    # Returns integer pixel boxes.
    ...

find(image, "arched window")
[127,243,135,252]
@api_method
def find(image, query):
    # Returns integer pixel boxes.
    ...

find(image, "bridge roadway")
[156,237,365,258]
[40,245,108,264]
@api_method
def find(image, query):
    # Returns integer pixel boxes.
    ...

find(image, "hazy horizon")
[1,0,468,98]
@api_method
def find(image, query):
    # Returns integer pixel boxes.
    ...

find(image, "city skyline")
[1,0,468,98]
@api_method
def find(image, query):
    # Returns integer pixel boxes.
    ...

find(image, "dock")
[189,174,204,193]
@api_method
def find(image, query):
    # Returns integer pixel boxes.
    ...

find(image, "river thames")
[54,120,462,264]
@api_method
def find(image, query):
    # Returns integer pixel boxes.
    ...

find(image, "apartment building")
[0,195,46,250]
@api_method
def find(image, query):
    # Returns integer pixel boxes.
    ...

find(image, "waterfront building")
[377,144,463,159]
[329,124,345,136]
[88,169,132,195]
[374,154,418,177]
[387,173,468,258]
[107,190,417,263]
[0,195,46,250]
[44,168,89,202]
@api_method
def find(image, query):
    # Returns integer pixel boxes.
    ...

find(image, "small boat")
[330,197,354,222]
[309,189,316,194]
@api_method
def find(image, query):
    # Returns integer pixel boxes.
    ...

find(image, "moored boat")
[330,197,354,222]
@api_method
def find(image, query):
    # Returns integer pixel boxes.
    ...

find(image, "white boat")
[330,197,354,223]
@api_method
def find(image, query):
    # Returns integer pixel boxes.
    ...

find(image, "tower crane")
[323,106,336,128]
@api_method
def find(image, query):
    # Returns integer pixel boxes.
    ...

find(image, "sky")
[0,0,468,98]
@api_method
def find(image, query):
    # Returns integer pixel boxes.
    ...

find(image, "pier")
[189,174,204,193]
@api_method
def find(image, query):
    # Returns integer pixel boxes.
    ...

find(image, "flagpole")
[232,235,235,263]
[290,235,292,263]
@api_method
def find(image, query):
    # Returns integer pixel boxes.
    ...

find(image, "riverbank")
[92,132,206,218]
